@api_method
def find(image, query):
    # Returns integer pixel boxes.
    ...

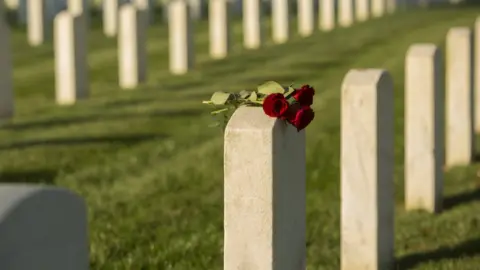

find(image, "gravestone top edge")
[447,26,472,36]
[407,43,438,57]
[342,68,390,89]
[0,184,85,220]
[225,106,281,134]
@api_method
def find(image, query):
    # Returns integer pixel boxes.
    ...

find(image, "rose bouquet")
[202,81,315,131]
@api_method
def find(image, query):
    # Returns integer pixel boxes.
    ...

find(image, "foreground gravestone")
[103,0,119,37]
[405,44,444,214]
[297,0,314,37]
[338,0,353,27]
[209,0,231,59]
[475,17,480,132]
[54,11,88,105]
[224,107,306,270]
[243,0,263,49]
[446,27,473,168]
[27,0,46,46]
[169,0,194,75]
[0,184,88,270]
[355,0,369,21]
[271,0,289,44]
[341,69,394,270]
[0,2,13,119]
[119,4,147,89]
[320,0,335,31]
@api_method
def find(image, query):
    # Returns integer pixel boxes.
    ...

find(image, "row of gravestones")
[10,0,395,47]
[223,19,480,269]
[0,19,476,269]
[0,0,400,120]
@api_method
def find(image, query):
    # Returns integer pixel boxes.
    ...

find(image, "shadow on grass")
[0,133,167,151]
[0,169,57,184]
[1,108,204,131]
[443,188,480,211]
[396,238,480,269]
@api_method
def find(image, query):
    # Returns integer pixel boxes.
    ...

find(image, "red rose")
[292,85,315,106]
[262,93,289,118]
[288,106,315,131]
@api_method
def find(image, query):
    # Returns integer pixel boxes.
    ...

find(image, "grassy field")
[2,5,480,269]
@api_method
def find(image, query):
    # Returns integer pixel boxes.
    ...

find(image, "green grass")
[2,5,480,269]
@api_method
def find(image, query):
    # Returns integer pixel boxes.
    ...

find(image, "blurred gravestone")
[0,184,89,270]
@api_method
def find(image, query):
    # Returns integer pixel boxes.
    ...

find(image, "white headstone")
[118,4,147,89]
[243,0,263,49]
[355,0,369,21]
[271,0,289,44]
[297,0,314,37]
[0,2,13,119]
[224,106,306,270]
[319,0,335,31]
[341,69,395,270]
[338,0,353,27]
[405,44,444,213]
[446,27,473,168]
[0,184,89,270]
[209,0,231,59]
[27,0,46,46]
[371,0,385,17]
[474,17,480,132]
[169,0,194,75]
[54,11,89,105]
[103,0,119,37]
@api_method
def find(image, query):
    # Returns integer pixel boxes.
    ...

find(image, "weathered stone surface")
[224,106,306,270]
[341,69,395,270]
[446,27,474,167]
[168,0,194,74]
[54,11,89,105]
[0,184,89,270]
[119,4,147,89]
[405,44,444,213]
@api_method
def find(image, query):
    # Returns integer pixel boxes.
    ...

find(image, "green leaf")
[239,90,251,99]
[257,81,286,95]
[211,108,229,114]
[284,86,296,98]
[249,91,258,102]
[210,92,234,105]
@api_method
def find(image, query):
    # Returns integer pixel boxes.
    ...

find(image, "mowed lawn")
[2,5,480,269]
